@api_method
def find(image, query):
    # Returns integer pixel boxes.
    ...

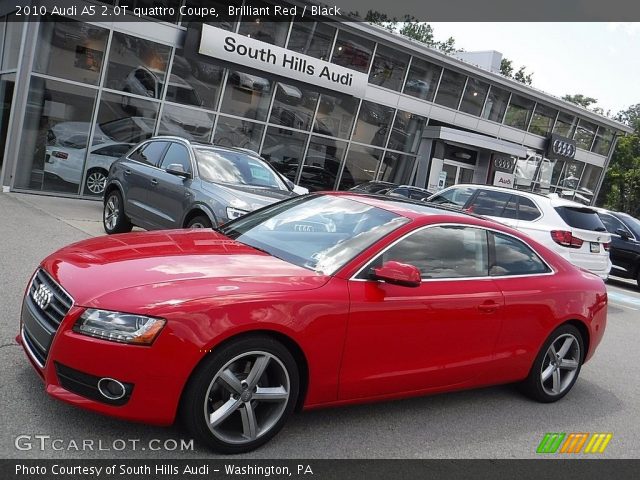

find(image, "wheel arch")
[562,319,591,361]
[179,329,310,414]
[103,181,124,204]
[182,206,217,228]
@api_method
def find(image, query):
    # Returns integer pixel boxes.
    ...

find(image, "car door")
[145,142,195,229]
[122,141,169,227]
[340,224,505,400]
[487,230,561,382]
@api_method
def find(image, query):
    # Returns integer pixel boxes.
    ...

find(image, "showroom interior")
[0,0,633,202]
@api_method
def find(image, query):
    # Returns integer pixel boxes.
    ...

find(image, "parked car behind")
[45,142,133,195]
[593,208,640,287]
[350,181,434,201]
[349,181,397,195]
[427,184,612,279]
[386,185,434,201]
[103,136,306,234]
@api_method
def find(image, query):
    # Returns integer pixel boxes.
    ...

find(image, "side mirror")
[166,163,191,179]
[615,228,631,240]
[371,261,422,288]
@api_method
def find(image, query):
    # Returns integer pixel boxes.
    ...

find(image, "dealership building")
[0,0,633,202]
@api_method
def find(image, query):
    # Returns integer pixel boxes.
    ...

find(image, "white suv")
[428,184,612,279]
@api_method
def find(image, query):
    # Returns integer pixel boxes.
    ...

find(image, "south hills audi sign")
[197,24,368,98]
[546,134,577,161]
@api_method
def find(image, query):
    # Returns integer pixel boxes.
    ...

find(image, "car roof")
[145,136,264,158]
[439,183,593,209]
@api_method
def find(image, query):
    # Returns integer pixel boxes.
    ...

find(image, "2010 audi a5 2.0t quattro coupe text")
[17,193,607,453]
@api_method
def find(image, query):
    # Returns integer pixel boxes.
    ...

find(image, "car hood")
[41,230,328,308]
[201,180,296,211]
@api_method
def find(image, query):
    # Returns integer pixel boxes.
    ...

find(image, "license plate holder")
[590,242,600,253]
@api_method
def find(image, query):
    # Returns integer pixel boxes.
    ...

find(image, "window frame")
[351,223,555,282]
[128,140,171,167]
[488,230,552,277]
[159,141,194,174]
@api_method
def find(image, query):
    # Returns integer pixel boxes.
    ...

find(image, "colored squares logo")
[537,433,612,454]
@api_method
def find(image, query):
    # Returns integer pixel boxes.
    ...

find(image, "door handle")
[150,179,158,186]
[477,301,500,313]
[124,169,132,176]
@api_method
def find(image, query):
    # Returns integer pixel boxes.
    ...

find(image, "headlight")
[226,207,249,220]
[74,309,166,345]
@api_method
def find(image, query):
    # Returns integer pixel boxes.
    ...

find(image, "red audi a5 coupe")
[18,193,607,453]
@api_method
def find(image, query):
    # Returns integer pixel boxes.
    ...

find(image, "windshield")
[194,147,287,190]
[220,195,409,275]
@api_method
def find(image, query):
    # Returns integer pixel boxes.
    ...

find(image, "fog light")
[97,377,126,401]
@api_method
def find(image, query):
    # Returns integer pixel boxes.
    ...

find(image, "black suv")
[594,208,640,287]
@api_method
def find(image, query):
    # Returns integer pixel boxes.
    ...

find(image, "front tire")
[186,215,212,229]
[103,190,133,234]
[520,324,584,403]
[181,335,299,454]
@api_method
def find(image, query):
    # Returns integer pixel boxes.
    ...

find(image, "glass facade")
[459,77,489,117]
[369,44,410,92]
[529,103,557,137]
[504,94,535,130]
[482,85,510,123]
[2,5,623,205]
[434,69,466,109]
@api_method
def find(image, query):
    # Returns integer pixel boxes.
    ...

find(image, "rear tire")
[181,335,299,453]
[520,324,584,403]
[103,190,133,234]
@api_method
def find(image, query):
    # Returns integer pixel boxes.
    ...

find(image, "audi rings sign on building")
[546,134,577,160]
[493,156,515,172]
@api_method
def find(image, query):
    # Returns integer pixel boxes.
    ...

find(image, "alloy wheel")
[540,333,580,396]
[203,351,290,445]
[86,171,107,195]
[104,195,119,231]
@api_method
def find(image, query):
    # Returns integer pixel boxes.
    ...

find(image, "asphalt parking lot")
[1,192,639,459]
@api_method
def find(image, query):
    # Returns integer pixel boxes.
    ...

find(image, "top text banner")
[4,0,640,21]
[198,23,369,98]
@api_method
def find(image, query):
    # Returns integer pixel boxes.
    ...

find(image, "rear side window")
[429,186,476,207]
[468,190,511,216]
[130,141,169,166]
[518,197,541,221]
[490,232,551,276]
[555,206,606,231]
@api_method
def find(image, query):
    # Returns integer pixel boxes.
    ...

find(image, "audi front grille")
[21,268,74,367]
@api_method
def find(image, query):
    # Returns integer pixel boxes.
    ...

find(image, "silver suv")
[103,137,305,233]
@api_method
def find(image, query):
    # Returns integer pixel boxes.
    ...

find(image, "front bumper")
[18,303,187,426]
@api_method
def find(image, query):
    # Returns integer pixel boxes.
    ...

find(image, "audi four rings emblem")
[32,283,53,310]
[552,140,576,159]
[494,157,513,170]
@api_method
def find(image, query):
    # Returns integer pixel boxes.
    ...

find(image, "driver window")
[378,225,488,279]
[160,143,192,173]
[598,213,630,236]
